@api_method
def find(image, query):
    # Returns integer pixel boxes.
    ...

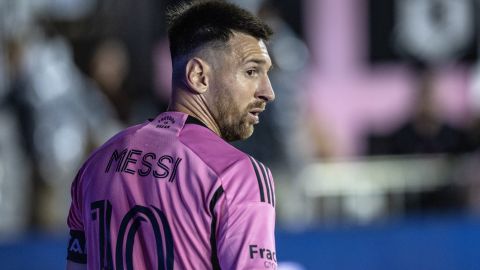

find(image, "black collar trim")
[185,115,209,129]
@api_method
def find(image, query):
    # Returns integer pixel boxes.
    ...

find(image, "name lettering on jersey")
[249,244,277,268]
[105,148,182,182]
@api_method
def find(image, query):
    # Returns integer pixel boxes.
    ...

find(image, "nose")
[256,76,275,102]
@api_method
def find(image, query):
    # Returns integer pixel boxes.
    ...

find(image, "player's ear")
[184,57,210,94]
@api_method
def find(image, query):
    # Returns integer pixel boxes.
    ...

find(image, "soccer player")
[66,1,277,269]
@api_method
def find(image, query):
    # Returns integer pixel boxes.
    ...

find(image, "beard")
[213,92,264,142]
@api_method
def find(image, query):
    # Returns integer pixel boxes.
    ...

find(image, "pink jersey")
[67,111,277,269]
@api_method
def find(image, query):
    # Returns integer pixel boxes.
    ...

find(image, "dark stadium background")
[1,0,480,269]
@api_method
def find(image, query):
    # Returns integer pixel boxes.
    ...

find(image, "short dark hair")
[166,0,273,60]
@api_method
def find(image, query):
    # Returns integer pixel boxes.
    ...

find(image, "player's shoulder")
[179,121,275,206]
[82,122,148,169]
[179,124,248,176]
[221,154,276,207]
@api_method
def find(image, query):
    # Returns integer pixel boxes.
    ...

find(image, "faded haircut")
[166,0,273,79]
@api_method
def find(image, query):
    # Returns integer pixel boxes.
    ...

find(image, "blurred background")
[1,0,480,269]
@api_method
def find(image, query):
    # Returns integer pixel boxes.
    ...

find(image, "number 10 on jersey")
[91,200,174,270]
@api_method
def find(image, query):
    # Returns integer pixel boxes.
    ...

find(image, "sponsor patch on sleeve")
[67,230,87,264]
[249,244,277,269]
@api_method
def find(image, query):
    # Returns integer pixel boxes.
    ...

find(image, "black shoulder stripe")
[266,166,275,207]
[258,161,272,205]
[209,186,225,215]
[209,186,224,270]
[248,156,265,203]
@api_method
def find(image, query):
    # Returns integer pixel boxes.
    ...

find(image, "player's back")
[67,111,276,269]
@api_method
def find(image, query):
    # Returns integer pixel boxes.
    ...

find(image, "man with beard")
[66,1,276,269]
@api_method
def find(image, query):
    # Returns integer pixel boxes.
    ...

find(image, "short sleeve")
[66,169,87,263]
[214,157,277,269]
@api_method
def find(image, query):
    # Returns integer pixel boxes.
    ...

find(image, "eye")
[246,69,258,77]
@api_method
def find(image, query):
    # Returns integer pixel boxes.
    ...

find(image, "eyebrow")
[244,58,273,71]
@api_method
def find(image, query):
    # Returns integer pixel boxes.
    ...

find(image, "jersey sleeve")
[213,157,277,269]
[66,167,87,264]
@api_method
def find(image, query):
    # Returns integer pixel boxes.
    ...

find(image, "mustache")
[247,101,266,111]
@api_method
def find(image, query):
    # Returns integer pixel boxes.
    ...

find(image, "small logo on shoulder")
[157,116,175,129]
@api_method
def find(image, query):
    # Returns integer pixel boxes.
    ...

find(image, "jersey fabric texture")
[66,111,277,269]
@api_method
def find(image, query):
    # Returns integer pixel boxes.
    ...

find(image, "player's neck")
[168,88,222,137]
